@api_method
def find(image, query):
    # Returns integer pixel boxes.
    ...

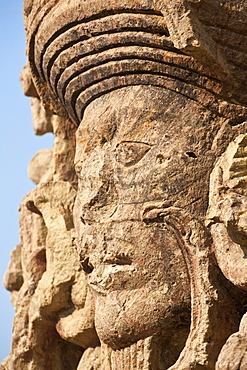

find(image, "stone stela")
[1,1,247,369]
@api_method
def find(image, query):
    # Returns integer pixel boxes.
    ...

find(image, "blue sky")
[0,2,54,362]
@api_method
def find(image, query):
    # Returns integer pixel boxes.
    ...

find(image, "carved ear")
[207,132,247,224]
[161,210,241,370]
[206,132,247,289]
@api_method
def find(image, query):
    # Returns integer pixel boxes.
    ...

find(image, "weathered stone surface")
[2,0,247,369]
[73,85,247,369]
[153,0,247,104]
[28,147,53,184]
[52,115,77,185]
[77,347,101,370]
[3,182,87,369]
[20,63,38,98]
[23,0,247,123]
[30,97,53,135]
[3,244,23,293]
[216,313,247,370]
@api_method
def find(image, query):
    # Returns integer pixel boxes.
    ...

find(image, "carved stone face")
[74,84,225,349]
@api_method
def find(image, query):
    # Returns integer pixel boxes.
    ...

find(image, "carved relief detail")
[2,1,247,369]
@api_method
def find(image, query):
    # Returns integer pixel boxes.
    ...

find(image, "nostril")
[81,257,94,274]
[156,154,165,164]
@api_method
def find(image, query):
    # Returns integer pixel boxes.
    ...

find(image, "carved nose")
[88,265,114,291]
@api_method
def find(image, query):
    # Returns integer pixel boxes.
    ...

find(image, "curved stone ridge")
[41,13,169,78]
[39,11,176,123]
[25,0,236,125]
[25,1,169,120]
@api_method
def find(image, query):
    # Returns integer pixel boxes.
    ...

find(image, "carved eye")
[115,141,151,167]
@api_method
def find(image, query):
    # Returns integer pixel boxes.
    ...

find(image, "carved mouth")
[88,263,136,295]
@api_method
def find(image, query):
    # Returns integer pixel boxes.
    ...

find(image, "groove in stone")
[35,10,166,78]
[43,27,171,84]
[57,48,193,103]
[70,73,221,124]
[42,12,168,72]
[49,34,180,96]
[60,57,221,121]
[67,60,194,115]
[41,14,169,83]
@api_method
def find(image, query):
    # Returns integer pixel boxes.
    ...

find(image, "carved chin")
[93,287,191,350]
